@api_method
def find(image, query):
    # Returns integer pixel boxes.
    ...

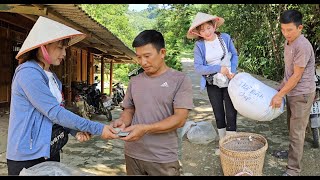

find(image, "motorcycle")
[309,65,320,148]
[128,67,144,79]
[72,81,112,122]
[102,95,115,111]
[112,82,125,107]
[74,93,93,120]
[72,82,94,119]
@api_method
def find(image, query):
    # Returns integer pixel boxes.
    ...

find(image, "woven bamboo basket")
[219,132,268,176]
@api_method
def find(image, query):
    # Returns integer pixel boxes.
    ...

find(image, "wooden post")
[66,48,72,107]
[101,55,104,94]
[86,49,92,84]
[81,49,87,82]
[109,61,113,96]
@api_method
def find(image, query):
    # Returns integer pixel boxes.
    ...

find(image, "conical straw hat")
[16,16,86,60]
[187,12,224,39]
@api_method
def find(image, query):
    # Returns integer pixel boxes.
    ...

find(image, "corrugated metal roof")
[44,4,137,63]
[0,4,137,63]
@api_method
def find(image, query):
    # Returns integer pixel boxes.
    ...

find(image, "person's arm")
[16,68,109,136]
[111,80,135,129]
[113,108,188,134]
[142,108,189,134]
[278,65,304,96]
[270,65,305,108]
[120,108,189,142]
[111,108,135,129]
[227,35,238,74]
[276,79,285,91]
[121,75,193,141]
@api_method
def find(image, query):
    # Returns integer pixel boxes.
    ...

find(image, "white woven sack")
[228,72,284,121]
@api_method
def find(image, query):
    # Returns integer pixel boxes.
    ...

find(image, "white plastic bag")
[180,121,217,144]
[19,161,94,176]
[212,52,232,88]
[213,73,229,88]
[228,72,285,121]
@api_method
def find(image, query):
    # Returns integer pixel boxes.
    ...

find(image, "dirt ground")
[0,58,320,176]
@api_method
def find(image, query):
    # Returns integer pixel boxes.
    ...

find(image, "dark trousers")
[7,152,60,176]
[206,83,237,131]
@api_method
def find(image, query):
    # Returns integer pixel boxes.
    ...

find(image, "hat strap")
[191,31,202,38]
[40,45,52,64]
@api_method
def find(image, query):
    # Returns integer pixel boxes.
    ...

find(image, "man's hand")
[119,124,146,142]
[100,125,119,140]
[110,119,126,130]
[75,132,92,142]
[270,94,283,109]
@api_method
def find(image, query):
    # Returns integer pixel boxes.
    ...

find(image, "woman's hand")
[220,67,230,76]
[75,132,92,142]
[227,73,235,79]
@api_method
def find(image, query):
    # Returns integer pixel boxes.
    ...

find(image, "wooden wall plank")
[81,49,87,82]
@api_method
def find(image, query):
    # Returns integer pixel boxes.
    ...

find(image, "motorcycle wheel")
[98,101,112,121]
[117,96,123,104]
[312,127,320,148]
[104,109,112,122]
[82,100,91,119]
[113,96,119,106]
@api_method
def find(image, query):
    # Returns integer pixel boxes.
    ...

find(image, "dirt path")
[179,58,320,176]
[0,58,319,176]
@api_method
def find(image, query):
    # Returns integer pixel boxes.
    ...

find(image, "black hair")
[132,30,165,52]
[280,9,303,27]
[18,38,70,65]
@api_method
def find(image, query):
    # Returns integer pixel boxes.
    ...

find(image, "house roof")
[0,4,137,63]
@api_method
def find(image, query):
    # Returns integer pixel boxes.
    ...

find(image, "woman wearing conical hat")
[187,12,238,140]
[6,16,119,175]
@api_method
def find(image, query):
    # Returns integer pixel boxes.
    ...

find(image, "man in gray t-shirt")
[270,10,316,176]
[111,30,193,176]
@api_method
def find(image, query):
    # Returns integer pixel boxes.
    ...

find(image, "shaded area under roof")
[0,4,137,63]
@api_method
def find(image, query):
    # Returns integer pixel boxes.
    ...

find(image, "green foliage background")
[80,4,320,85]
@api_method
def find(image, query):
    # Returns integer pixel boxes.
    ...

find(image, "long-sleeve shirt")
[193,33,238,91]
[7,60,104,161]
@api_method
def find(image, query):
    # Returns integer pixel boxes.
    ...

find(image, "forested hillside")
[80,4,320,84]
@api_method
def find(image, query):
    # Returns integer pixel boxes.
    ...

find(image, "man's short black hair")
[280,9,303,27]
[132,30,165,52]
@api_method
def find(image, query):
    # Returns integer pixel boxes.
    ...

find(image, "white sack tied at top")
[228,72,285,121]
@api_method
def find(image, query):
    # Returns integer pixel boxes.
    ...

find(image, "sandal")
[272,150,288,159]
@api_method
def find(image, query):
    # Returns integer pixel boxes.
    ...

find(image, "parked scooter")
[309,64,320,148]
[102,95,115,111]
[112,82,125,106]
[128,67,144,79]
[72,81,112,122]
[72,81,94,119]
[88,83,113,121]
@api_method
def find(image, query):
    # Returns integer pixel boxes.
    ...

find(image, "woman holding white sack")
[187,12,239,139]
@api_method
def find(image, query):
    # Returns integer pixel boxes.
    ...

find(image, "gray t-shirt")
[122,68,193,163]
[284,34,316,96]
